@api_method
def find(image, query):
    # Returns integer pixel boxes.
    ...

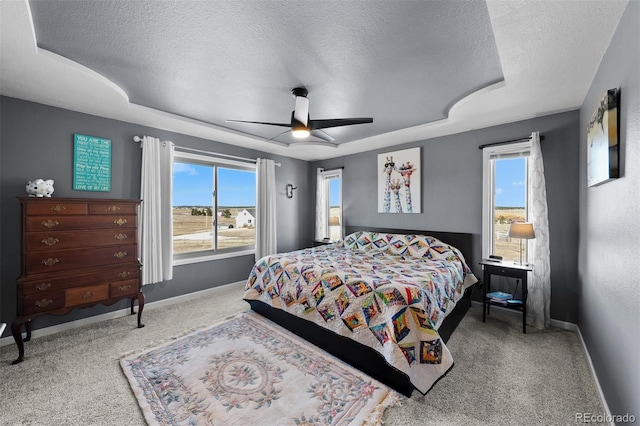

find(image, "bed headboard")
[344,226,481,275]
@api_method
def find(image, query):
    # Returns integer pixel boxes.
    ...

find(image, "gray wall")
[0,96,311,337]
[578,0,639,420]
[312,110,581,323]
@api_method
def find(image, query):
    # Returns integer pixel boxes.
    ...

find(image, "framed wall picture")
[73,133,112,192]
[377,147,421,213]
[587,88,620,187]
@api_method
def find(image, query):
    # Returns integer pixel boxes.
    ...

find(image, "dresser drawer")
[109,279,139,298]
[20,264,140,295]
[23,292,65,315]
[25,201,88,216]
[26,230,136,251]
[90,202,138,215]
[65,284,109,307]
[25,215,137,232]
[25,245,137,274]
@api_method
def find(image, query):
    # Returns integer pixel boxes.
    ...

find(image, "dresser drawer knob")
[118,271,131,278]
[41,220,60,229]
[51,205,66,213]
[41,258,59,267]
[35,299,53,308]
[35,282,52,291]
[41,237,60,246]
[114,233,128,241]
[108,205,121,212]
[114,251,128,259]
[118,284,132,292]
[114,218,128,226]
[82,291,95,300]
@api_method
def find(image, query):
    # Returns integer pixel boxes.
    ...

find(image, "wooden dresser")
[11,197,144,364]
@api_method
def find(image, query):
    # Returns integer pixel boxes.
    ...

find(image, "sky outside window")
[494,158,525,208]
[330,178,341,207]
[173,163,255,207]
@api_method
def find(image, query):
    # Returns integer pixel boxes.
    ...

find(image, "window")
[482,141,531,263]
[316,168,343,241]
[173,151,256,263]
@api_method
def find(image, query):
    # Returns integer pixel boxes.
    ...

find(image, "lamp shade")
[508,222,535,239]
[328,216,340,226]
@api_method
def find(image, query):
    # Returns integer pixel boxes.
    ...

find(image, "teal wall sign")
[73,133,111,192]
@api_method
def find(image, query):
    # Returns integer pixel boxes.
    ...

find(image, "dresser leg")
[11,318,31,365]
[25,320,32,342]
[133,293,145,328]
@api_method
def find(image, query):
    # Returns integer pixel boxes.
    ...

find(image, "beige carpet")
[0,282,606,425]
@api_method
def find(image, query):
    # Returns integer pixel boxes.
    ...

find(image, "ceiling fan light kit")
[292,128,311,139]
[226,87,373,144]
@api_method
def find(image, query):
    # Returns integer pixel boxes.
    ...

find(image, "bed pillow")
[343,231,433,258]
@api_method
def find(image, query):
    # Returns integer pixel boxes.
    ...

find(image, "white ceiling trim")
[0,0,628,161]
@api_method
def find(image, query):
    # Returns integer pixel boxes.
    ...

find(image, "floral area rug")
[120,311,402,425]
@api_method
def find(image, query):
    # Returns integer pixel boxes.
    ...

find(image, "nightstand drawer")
[482,264,528,279]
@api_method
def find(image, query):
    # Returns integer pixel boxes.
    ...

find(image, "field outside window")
[492,157,528,263]
[173,156,256,257]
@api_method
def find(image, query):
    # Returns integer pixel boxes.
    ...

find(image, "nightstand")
[480,260,533,333]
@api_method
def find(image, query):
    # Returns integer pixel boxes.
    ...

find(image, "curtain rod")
[133,136,281,166]
[478,135,545,150]
[320,166,344,172]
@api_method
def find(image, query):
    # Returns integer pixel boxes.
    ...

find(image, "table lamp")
[508,222,535,265]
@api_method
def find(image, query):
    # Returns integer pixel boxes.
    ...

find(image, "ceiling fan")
[226,87,373,146]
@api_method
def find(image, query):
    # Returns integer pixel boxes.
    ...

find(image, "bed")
[243,227,478,396]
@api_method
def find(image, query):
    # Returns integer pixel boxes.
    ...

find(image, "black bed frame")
[246,227,478,397]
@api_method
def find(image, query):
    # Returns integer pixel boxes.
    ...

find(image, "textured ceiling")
[0,0,629,160]
[28,0,503,146]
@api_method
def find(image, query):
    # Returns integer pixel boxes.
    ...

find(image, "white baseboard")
[576,326,614,426]
[0,281,246,348]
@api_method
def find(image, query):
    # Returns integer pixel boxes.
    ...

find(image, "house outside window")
[173,151,256,264]
[482,141,531,263]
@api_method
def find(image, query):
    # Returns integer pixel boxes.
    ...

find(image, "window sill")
[173,248,255,266]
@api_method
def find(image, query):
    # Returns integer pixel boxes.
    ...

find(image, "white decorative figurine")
[26,179,55,197]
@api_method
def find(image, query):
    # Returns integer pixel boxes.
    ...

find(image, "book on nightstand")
[487,291,513,302]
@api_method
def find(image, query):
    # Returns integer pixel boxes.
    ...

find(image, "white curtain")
[140,136,174,285]
[315,168,328,241]
[255,158,277,261]
[527,131,551,329]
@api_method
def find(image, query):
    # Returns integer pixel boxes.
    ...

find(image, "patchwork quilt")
[243,231,478,393]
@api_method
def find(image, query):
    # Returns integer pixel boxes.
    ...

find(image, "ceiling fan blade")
[226,119,291,128]
[264,129,291,143]
[309,118,373,130]
[293,96,310,127]
[311,129,335,142]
